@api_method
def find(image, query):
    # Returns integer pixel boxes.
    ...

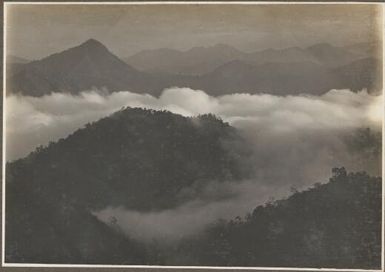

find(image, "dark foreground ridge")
[174,168,381,269]
[5,108,382,268]
[5,107,250,263]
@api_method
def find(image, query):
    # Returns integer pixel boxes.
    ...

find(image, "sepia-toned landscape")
[4,3,383,269]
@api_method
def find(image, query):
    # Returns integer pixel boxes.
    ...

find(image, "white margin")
[2,1,385,4]
[2,1,7,269]
[381,4,384,272]
[1,2,384,271]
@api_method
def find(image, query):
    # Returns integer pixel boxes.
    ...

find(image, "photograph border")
[1,2,384,271]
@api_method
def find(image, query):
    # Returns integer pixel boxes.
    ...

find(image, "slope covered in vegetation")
[173,168,382,269]
[5,107,250,263]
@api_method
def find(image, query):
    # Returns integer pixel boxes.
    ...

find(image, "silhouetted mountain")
[7,39,169,96]
[306,43,359,67]
[6,108,251,263]
[7,39,382,96]
[191,56,381,95]
[175,168,382,269]
[125,44,245,75]
[246,43,362,68]
[6,55,30,77]
[246,47,318,66]
[126,42,367,75]
[7,54,29,64]
[7,107,250,209]
[344,42,380,59]
[190,60,341,95]
[334,57,382,93]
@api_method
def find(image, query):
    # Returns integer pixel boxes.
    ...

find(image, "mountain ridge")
[125,42,372,75]
[7,39,382,97]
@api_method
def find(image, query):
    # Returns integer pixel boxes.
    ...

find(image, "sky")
[5,3,382,60]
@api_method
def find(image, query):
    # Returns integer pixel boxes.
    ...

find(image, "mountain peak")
[7,37,144,96]
[80,38,107,49]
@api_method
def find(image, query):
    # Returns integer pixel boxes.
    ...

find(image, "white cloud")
[6,87,381,160]
[5,88,382,243]
[94,179,290,243]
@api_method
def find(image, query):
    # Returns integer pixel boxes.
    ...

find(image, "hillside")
[173,168,382,269]
[5,108,251,263]
[7,108,250,209]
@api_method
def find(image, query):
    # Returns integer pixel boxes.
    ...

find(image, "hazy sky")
[6,3,382,60]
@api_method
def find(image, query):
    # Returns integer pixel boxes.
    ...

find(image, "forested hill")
[7,108,251,211]
[174,168,382,269]
[5,108,251,263]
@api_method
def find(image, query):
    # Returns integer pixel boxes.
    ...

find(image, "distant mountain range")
[7,39,382,97]
[6,55,30,77]
[125,42,373,75]
[7,54,29,64]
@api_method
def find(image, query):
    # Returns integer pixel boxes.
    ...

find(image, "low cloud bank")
[94,180,287,243]
[6,88,381,160]
[6,88,382,242]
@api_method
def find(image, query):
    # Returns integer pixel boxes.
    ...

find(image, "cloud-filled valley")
[6,87,382,243]
[6,87,381,161]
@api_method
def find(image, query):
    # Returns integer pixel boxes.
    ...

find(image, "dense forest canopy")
[171,168,381,269]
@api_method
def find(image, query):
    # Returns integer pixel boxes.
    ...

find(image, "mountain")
[175,168,382,268]
[249,43,361,68]
[306,43,359,67]
[245,46,319,66]
[6,184,147,264]
[6,108,251,263]
[191,56,382,95]
[7,108,250,210]
[6,55,30,77]
[125,43,367,75]
[7,39,382,97]
[125,44,245,75]
[7,54,29,64]
[189,60,340,96]
[7,39,171,96]
[334,57,382,93]
[344,42,380,59]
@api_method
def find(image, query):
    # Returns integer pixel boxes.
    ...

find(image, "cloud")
[6,87,381,161]
[6,88,382,243]
[93,179,290,244]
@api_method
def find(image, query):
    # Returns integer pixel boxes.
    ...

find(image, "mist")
[94,179,291,243]
[6,88,381,161]
[6,88,382,243]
